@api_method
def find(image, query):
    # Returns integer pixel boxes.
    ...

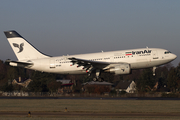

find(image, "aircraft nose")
[172,54,177,60]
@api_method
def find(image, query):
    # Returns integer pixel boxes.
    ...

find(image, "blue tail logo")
[13,43,24,53]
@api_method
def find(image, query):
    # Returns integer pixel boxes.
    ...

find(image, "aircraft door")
[152,50,158,59]
[49,59,56,68]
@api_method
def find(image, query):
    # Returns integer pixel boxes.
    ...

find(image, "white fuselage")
[29,48,177,74]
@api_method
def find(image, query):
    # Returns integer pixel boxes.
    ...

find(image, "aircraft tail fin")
[4,30,50,61]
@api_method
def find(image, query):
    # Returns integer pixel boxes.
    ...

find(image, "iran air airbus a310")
[4,30,177,81]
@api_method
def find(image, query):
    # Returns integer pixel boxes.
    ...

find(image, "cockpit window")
[164,51,171,54]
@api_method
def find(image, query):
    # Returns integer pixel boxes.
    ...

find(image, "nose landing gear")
[153,67,156,76]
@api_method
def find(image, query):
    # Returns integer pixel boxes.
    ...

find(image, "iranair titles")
[126,50,152,56]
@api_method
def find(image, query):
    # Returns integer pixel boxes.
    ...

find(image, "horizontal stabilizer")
[5,59,33,68]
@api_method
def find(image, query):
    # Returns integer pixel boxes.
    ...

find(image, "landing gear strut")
[153,67,156,76]
[93,69,104,82]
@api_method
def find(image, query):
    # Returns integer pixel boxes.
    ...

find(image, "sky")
[0,0,180,66]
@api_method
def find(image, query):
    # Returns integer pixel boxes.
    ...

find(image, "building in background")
[56,80,74,94]
[115,80,136,93]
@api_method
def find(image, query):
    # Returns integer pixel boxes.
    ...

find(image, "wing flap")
[69,57,109,65]
[68,57,127,72]
[69,57,126,65]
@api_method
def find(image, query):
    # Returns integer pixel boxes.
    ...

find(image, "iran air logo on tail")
[13,43,24,53]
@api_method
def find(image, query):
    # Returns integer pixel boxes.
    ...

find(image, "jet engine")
[107,63,131,75]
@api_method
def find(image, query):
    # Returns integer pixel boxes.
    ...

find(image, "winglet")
[4,30,23,38]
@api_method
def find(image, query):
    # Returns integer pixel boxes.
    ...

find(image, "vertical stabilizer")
[4,30,50,61]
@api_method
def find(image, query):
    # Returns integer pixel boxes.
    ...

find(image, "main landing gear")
[93,77,104,82]
[92,69,104,82]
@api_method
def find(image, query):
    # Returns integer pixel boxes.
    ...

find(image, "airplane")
[4,30,177,81]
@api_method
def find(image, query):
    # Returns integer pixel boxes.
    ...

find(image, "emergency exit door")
[49,59,56,68]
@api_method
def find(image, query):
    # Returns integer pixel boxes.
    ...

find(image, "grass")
[0,99,180,113]
[0,99,180,119]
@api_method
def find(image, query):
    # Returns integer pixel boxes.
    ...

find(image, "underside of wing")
[69,57,110,65]
[68,57,131,75]
[68,57,109,73]
[68,57,129,73]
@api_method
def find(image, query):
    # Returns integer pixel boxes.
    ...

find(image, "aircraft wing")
[68,57,109,72]
[69,57,109,65]
[68,57,125,72]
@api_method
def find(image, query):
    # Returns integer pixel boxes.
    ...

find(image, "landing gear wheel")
[93,77,104,82]
[98,77,104,82]
[93,78,97,82]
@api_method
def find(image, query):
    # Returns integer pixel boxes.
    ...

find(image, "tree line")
[0,59,180,93]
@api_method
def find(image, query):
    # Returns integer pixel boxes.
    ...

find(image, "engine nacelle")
[110,63,131,75]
